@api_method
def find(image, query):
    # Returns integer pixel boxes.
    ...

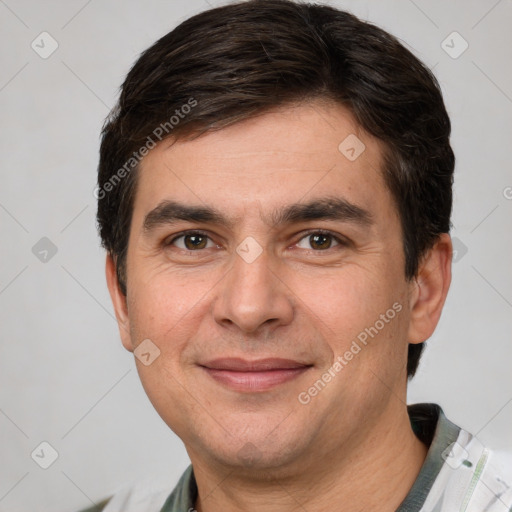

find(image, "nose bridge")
[212,241,293,334]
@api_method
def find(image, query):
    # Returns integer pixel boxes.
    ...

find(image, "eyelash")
[165,229,348,253]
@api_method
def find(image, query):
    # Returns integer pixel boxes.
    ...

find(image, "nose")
[212,244,294,335]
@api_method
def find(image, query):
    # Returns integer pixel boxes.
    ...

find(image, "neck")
[191,404,428,512]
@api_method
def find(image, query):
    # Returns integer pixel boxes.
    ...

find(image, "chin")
[194,427,314,478]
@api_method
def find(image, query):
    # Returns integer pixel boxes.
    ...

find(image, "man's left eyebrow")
[142,196,373,233]
[270,196,373,227]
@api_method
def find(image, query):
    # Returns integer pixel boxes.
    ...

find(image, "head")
[98,0,453,474]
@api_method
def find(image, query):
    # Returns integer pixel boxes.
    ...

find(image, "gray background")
[0,0,511,511]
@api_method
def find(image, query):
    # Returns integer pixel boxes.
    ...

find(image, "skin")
[106,100,452,512]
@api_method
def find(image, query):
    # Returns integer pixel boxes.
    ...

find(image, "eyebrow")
[142,196,373,233]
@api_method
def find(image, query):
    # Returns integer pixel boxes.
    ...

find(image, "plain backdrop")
[0,0,511,511]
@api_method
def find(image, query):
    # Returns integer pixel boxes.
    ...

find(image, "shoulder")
[74,467,194,512]
[435,430,512,511]
[405,404,512,511]
[482,449,512,496]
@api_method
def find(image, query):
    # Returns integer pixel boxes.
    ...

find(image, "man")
[86,0,511,510]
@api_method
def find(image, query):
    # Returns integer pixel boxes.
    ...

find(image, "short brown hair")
[97,0,454,378]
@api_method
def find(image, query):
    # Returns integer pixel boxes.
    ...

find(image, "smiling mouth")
[199,358,313,392]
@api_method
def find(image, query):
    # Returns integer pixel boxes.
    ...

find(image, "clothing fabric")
[78,403,512,511]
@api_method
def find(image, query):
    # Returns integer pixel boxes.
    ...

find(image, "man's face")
[113,101,418,474]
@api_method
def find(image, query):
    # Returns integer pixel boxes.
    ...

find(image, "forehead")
[133,101,393,224]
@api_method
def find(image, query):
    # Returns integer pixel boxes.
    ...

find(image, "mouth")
[199,358,313,392]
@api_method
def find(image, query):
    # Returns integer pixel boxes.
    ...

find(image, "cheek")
[288,264,393,335]
[288,262,409,385]
[127,269,210,352]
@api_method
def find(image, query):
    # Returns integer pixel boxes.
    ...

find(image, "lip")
[199,358,313,392]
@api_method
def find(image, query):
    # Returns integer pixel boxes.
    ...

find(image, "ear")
[408,233,452,344]
[105,254,134,352]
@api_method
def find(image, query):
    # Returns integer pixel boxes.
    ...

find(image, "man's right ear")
[105,254,134,353]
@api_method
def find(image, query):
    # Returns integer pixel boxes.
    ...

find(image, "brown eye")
[310,233,331,250]
[183,234,208,250]
[168,231,214,251]
[296,231,342,251]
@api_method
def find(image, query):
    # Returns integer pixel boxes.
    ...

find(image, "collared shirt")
[79,403,512,512]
